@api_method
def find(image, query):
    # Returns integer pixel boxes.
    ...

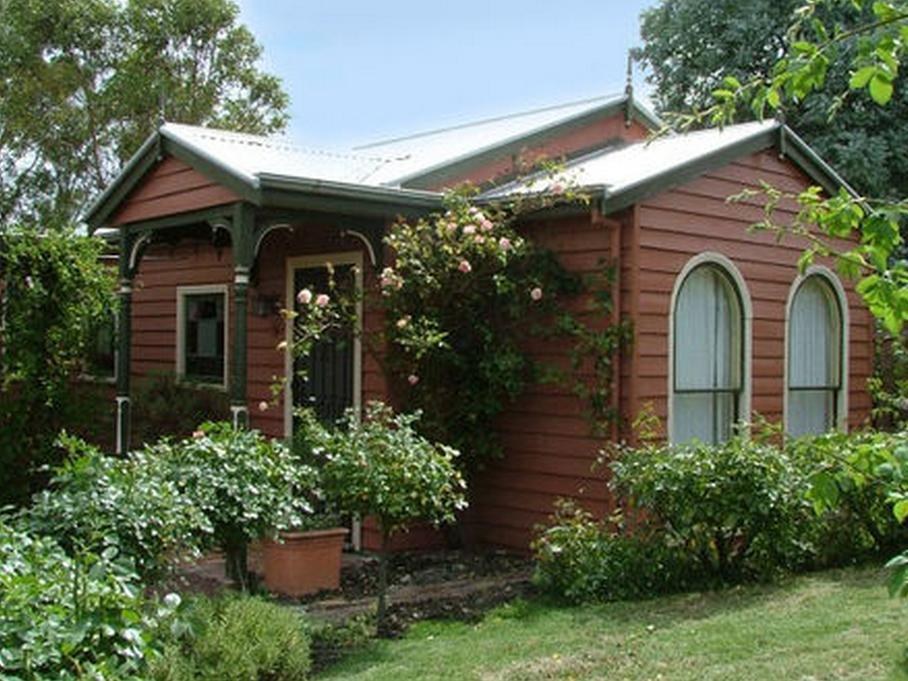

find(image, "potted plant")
[262,512,348,597]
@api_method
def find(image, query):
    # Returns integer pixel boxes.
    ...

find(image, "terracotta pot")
[263,528,349,597]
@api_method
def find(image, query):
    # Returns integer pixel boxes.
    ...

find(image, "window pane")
[673,392,736,445]
[789,278,838,389]
[184,293,225,383]
[788,389,835,437]
[672,264,743,445]
[675,266,739,391]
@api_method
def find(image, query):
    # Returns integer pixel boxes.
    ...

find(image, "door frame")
[283,251,364,438]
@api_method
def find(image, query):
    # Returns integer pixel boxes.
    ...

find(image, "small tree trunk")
[224,538,249,592]
[376,525,391,637]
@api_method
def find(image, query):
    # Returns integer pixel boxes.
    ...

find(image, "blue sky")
[236,1,658,148]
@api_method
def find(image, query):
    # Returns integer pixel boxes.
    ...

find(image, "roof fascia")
[781,125,858,197]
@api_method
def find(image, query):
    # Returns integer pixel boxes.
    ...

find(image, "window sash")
[182,292,225,384]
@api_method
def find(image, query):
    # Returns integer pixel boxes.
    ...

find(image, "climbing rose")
[551,182,564,195]
[408,374,419,386]
[192,430,205,439]
[462,224,477,235]
[315,293,330,307]
[474,235,486,245]
[276,340,288,351]
[380,267,396,288]
[446,222,458,234]
[397,316,410,329]
[258,401,269,412]
[297,288,313,304]
[530,287,543,301]
[458,259,472,273]
[480,218,494,232]
[498,237,511,251]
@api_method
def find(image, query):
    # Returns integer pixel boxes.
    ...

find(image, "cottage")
[85,92,873,551]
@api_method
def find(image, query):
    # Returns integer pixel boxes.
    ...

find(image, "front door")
[290,263,357,426]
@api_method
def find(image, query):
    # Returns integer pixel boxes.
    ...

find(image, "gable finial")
[624,50,635,127]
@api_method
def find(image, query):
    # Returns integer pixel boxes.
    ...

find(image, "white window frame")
[175,284,230,389]
[783,266,849,435]
[283,251,363,438]
[667,252,753,444]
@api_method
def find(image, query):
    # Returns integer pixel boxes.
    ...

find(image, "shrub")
[0,517,181,680]
[131,372,231,447]
[156,422,315,589]
[531,500,696,604]
[150,595,311,681]
[313,402,467,632]
[307,614,373,673]
[609,434,816,582]
[0,227,115,506]
[26,434,208,582]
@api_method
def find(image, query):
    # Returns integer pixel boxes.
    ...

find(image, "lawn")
[318,566,908,680]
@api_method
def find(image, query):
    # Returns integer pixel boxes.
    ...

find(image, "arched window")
[671,261,746,444]
[786,273,846,436]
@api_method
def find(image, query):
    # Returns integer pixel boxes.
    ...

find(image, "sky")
[236,0,658,149]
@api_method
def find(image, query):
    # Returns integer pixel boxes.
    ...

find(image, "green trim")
[115,205,234,232]
[161,138,260,205]
[84,134,162,231]
[781,125,857,197]
[603,128,779,213]
[398,96,661,190]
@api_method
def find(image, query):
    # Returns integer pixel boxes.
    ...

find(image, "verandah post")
[115,229,136,454]
[230,203,255,429]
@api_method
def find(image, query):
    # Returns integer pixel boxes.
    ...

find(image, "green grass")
[317,567,908,680]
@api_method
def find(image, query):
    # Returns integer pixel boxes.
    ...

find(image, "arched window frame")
[667,252,753,444]
[783,266,849,435]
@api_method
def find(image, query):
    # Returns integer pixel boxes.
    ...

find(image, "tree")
[0,0,289,226]
[636,0,908,198]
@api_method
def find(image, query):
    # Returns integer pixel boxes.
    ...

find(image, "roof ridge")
[353,93,623,150]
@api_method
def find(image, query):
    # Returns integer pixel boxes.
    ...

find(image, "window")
[671,262,745,445]
[786,273,845,436]
[177,286,227,386]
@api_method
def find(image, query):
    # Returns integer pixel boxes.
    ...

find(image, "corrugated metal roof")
[481,120,780,200]
[354,94,634,186]
[161,123,407,187]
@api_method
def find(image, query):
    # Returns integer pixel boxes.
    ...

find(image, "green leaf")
[849,66,876,89]
[869,74,894,105]
[894,499,908,523]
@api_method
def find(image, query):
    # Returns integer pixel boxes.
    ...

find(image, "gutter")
[257,173,443,209]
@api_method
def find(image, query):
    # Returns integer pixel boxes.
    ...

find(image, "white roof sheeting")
[481,120,780,200]
[353,94,632,186]
[160,123,407,187]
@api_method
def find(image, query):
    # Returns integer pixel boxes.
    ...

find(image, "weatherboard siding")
[112,156,239,226]
[631,149,873,437]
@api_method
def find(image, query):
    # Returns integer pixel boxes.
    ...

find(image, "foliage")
[26,434,208,582]
[154,422,315,589]
[131,371,231,447]
[531,500,695,604]
[0,517,182,680]
[868,327,908,430]
[635,0,908,198]
[608,434,818,582]
[0,227,116,505]
[0,0,289,225]
[150,594,311,681]
[290,188,630,471]
[312,401,467,632]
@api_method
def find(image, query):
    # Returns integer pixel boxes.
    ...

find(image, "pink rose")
[396,316,410,329]
[192,430,205,439]
[474,235,486,245]
[446,222,458,234]
[315,293,330,307]
[480,218,494,231]
[498,237,511,251]
[462,224,477,235]
[469,206,480,215]
[408,374,420,386]
[258,401,269,412]
[297,288,313,304]
[380,267,396,288]
[530,287,543,301]
[458,259,472,273]
[551,182,564,195]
